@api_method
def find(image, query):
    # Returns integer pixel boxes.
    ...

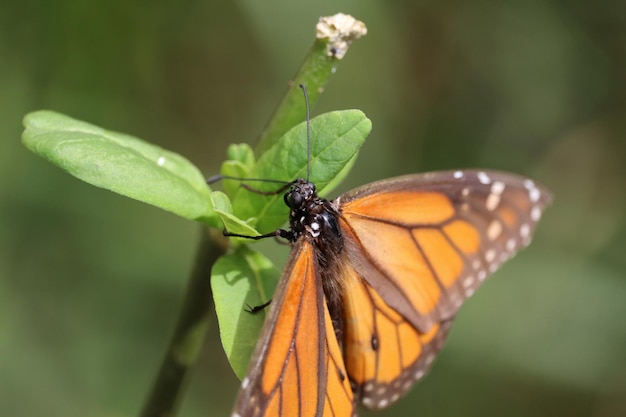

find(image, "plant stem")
[139,228,228,417]
[256,13,367,154]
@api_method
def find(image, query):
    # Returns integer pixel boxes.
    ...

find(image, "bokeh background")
[2,1,625,416]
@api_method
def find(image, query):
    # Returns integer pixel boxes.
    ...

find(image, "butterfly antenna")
[299,84,311,181]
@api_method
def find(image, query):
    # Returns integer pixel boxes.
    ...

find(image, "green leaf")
[210,191,260,237]
[220,144,255,199]
[22,110,217,225]
[211,245,279,379]
[227,143,255,167]
[232,109,371,233]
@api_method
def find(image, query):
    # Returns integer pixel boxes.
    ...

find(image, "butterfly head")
[283,178,342,248]
[284,178,317,210]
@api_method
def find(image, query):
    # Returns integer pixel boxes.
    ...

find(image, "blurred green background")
[2,1,625,416]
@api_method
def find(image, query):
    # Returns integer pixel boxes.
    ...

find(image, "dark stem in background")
[140,228,228,417]
[139,13,366,417]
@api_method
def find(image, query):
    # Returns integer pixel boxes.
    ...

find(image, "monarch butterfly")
[226,87,552,417]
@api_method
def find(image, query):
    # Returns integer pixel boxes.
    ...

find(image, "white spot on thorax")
[157,156,166,166]
[454,171,464,179]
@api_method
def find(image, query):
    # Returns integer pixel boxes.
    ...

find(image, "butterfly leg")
[244,299,272,314]
[223,228,294,241]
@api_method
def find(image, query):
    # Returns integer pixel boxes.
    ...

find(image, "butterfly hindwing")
[340,260,452,409]
[231,240,354,417]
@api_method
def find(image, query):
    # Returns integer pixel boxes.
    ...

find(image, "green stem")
[256,13,367,155]
[139,228,228,417]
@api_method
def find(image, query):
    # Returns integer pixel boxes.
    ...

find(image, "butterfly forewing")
[335,169,551,409]
[231,240,355,417]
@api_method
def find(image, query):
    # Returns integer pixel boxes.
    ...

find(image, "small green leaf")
[219,144,255,199]
[227,143,255,167]
[220,162,250,199]
[232,109,371,233]
[22,110,217,225]
[211,245,279,378]
[210,191,260,237]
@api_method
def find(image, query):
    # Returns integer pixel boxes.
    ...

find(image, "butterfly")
[225,166,551,417]
[225,89,552,417]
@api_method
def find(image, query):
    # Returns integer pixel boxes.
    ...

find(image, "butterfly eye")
[285,190,304,209]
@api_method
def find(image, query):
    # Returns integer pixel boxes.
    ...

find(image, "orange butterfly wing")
[231,240,354,417]
[339,261,452,409]
[335,170,551,409]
